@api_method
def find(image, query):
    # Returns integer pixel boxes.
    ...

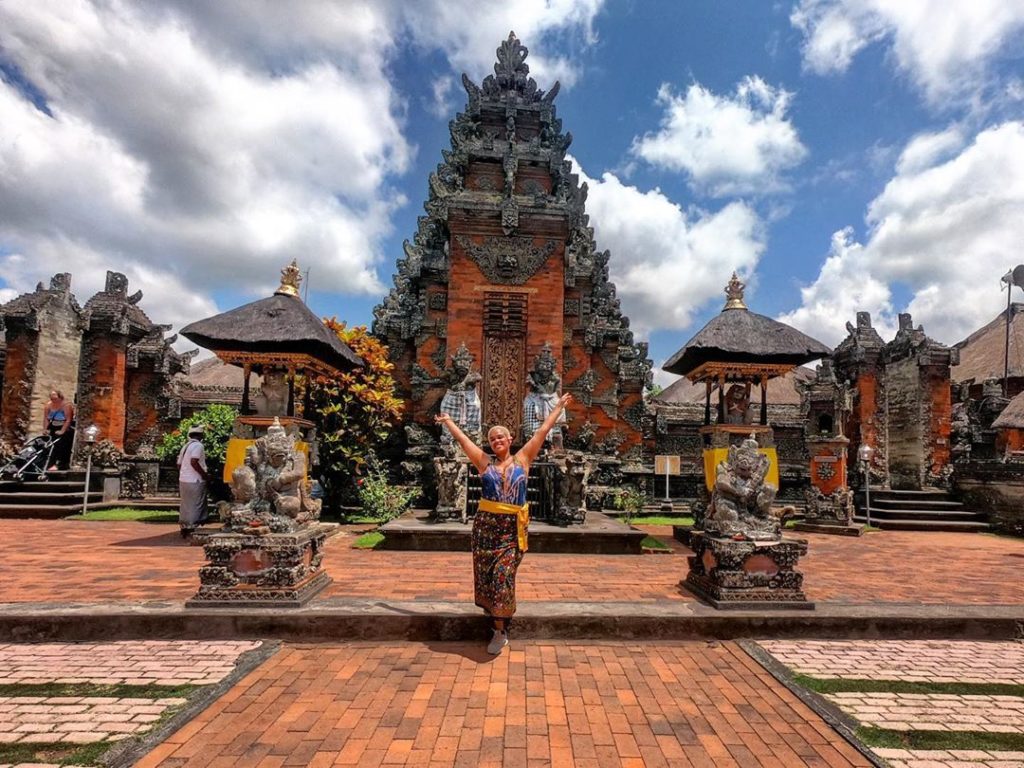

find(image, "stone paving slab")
[0,695,187,743]
[0,641,261,685]
[132,640,873,768]
[826,692,1024,732]
[874,749,1024,767]
[759,640,1024,684]
[3,520,1022,607]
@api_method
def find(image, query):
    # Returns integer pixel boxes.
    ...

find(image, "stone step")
[869,498,966,509]
[0,504,79,519]
[853,515,991,532]
[863,507,984,522]
[0,491,103,506]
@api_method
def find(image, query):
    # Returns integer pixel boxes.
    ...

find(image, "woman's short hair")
[50,390,64,400]
[487,425,511,440]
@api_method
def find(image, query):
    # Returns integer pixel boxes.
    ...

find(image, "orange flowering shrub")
[309,320,404,510]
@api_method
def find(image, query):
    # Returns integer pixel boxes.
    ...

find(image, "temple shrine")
[373,33,653,487]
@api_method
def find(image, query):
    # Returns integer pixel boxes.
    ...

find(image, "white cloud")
[572,159,766,338]
[0,0,603,332]
[631,77,807,197]
[779,121,1024,346]
[791,0,1024,105]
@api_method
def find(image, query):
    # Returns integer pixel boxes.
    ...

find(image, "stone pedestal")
[187,524,331,608]
[433,455,468,522]
[684,531,813,610]
[795,436,862,536]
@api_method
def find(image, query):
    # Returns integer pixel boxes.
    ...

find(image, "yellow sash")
[477,499,530,552]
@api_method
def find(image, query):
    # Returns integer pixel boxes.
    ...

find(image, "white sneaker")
[486,630,508,655]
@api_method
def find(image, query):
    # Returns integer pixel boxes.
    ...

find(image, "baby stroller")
[0,434,59,482]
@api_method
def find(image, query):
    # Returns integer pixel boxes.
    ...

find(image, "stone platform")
[378,509,646,554]
[792,520,864,536]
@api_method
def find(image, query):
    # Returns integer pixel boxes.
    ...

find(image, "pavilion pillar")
[760,374,768,426]
[287,366,296,417]
[241,364,251,414]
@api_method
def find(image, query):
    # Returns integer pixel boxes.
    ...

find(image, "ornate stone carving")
[439,343,483,450]
[705,435,779,540]
[685,532,810,609]
[433,456,469,521]
[551,451,595,525]
[803,486,854,525]
[455,235,556,285]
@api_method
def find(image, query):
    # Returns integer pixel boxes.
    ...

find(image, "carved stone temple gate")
[373,33,653,489]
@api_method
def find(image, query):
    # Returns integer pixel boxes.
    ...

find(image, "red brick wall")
[0,327,38,445]
[79,338,129,450]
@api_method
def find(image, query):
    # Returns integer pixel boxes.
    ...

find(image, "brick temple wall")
[77,336,129,450]
[124,369,163,455]
[886,356,924,489]
[0,327,39,445]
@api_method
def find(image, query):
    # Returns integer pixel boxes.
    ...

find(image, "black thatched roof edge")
[663,308,832,377]
[181,293,363,370]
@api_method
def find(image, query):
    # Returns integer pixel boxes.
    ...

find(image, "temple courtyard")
[0,519,1021,767]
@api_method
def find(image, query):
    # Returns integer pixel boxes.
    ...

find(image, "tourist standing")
[436,392,571,654]
[43,390,75,471]
[177,425,209,538]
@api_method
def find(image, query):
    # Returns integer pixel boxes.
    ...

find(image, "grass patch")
[0,681,198,699]
[856,726,1024,752]
[352,531,385,549]
[628,515,695,526]
[0,739,113,766]
[68,507,178,523]
[342,514,382,524]
[640,535,671,551]
[792,674,1024,698]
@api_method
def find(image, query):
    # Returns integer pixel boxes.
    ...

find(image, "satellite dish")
[1012,264,1024,290]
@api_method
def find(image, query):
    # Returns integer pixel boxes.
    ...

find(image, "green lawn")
[627,515,694,527]
[353,531,385,549]
[640,535,672,551]
[67,508,179,523]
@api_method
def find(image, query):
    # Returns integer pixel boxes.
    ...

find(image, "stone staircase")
[0,470,105,519]
[853,488,989,532]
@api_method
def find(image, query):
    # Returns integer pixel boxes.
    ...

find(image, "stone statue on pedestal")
[522,343,565,450]
[551,450,594,525]
[225,417,321,534]
[439,343,482,454]
[705,435,778,540]
[433,454,469,522]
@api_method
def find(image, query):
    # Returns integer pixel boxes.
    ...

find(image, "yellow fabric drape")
[477,499,530,552]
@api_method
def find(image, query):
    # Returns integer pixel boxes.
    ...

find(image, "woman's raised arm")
[435,413,489,474]
[516,393,572,469]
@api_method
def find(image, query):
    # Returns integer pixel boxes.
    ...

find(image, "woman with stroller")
[43,390,75,471]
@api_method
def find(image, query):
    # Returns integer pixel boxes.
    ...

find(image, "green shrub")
[156,404,238,495]
[356,466,419,522]
[612,485,647,524]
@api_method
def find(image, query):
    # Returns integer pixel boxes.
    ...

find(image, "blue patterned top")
[480,462,527,505]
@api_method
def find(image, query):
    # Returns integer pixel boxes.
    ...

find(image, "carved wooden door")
[482,292,527,438]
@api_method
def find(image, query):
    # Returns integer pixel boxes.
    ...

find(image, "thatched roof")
[181,293,362,372]
[187,356,261,389]
[993,390,1024,430]
[663,306,832,377]
[953,303,1024,383]
[654,366,816,406]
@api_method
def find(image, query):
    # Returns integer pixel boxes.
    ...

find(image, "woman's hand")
[557,393,573,409]
[434,413,452,426]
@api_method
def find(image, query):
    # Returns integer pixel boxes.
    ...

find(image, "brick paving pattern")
[133,640,872,768]
[0,641,261,685]
[827,692,1024,732]
[759,641,1024,684]
[874,749,1024,767]
[2,520,1022,606]
[0,695,187,744]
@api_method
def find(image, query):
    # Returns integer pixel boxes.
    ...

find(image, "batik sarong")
[472,462,527,618]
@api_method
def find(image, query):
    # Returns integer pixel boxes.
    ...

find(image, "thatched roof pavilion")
[662,274,831,425]
[993,390,1024,430]
[181,261,362,378]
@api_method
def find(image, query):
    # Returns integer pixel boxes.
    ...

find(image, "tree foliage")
[310,320,404,511]
[156,403,238,496]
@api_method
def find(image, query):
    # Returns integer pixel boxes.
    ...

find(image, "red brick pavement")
[2,520,1021,605]
[133,640,873,768]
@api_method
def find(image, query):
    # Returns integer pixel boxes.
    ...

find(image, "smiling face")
[487,426,512,458]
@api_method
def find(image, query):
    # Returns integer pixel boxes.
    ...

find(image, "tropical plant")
[612,484,648,525]
[156,404,238,494]
[309,320,404,512]
[355,464,419,522]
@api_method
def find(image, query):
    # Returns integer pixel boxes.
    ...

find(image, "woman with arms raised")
[436,392,572,654]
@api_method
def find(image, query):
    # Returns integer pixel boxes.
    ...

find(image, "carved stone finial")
[275,260,302,297]
[495,31,530,79]
[723,272,747,311]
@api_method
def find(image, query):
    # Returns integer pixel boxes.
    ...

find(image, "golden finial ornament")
[275,260,302,297]
[723,272,747,311]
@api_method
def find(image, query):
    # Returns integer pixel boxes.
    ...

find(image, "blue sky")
[2,1,1024,386]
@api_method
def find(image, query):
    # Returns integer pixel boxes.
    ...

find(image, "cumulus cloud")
[791,0,1024,105]
[572,159,766,338]
[0,0,603,331]
[631,77,807,197]
[779,122,1024,346]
